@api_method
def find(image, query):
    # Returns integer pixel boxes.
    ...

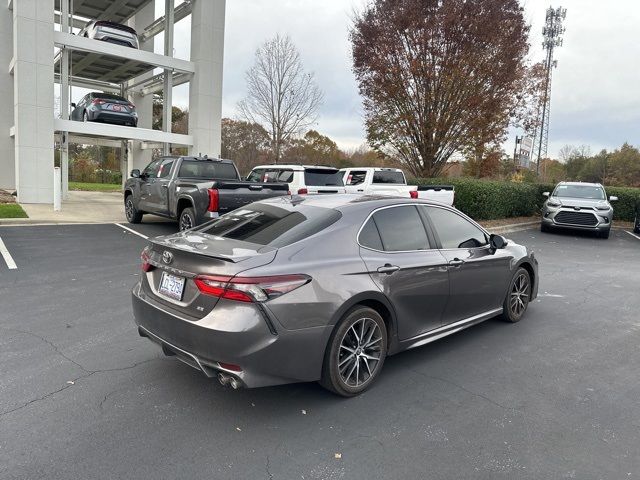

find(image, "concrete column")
[0,5,14,190]
[127,2,154,173]
[189,0,225,157]
[13,0,55,203]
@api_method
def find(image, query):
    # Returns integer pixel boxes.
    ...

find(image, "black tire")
[540,223,550,233]
[320,306,388,397]
[178,207,197,231]
[124,194,143,224]
[501,267,531,323]
[599,228,610,239]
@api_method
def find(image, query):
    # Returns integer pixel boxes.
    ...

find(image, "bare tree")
[239,34,324,163]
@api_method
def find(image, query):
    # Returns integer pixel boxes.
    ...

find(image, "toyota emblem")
[162,251,174,264]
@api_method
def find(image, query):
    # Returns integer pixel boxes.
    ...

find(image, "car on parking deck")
[79,20,140,49]
[541,182,618,239]
[132,195,538,396]
[71,92,138,127]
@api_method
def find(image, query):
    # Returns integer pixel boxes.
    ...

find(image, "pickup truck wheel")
[125,195,143,224]
[634,214,640,234]
[179,207,196,231]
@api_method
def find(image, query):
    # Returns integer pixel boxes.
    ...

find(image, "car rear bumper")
[131,282,330,388]
[89,110,137,126]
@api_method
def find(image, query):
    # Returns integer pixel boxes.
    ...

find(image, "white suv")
[247,165,346,195]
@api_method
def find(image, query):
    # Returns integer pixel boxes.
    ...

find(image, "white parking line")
[625,230,640,241]
[0,236,17,269]
[115,223,149,240]
[538,293,565,298]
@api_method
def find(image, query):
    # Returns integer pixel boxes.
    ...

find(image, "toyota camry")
[132,195,538,396]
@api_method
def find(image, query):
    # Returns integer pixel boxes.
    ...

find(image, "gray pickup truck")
[124,156,289,230]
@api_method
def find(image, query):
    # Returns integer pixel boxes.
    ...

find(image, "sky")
[159,0,640,158]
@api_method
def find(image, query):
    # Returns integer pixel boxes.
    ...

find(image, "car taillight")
[141,247,153,272]
[194,274,311,303]
[207,188,219,212]
[92,99,106,105]
[410,190,418,199]
[297,188,308,195]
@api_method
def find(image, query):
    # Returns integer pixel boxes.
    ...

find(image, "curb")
[0,219,119,226]
[483,221,539,234]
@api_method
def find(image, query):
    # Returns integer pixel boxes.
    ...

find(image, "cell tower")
[534,6,567,174]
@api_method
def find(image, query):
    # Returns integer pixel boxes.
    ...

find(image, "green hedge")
[412,178,640,222]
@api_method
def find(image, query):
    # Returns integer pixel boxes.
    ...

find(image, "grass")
[0,203,28,219]
[69,182,122,192]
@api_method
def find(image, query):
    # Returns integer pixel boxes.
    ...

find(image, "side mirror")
[609,196,618,202]
[542,192,550,197]
[489,234,507,250]
[131,169,141,178]
[70,103,76,108]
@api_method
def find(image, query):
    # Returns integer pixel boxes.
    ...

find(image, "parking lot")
[1,221,639,479]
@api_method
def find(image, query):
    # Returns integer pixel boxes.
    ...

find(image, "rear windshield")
[178,160,239,180]
[304,169,344,187]
[373,170,405,184]
[198,203,342,247]
[553,185,605,200]
[94,93,127,101]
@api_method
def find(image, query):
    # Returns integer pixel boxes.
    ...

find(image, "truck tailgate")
[216,181,289,214]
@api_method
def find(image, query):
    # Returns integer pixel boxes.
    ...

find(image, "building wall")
[0,6,15,190]
[13,0,54,203]
[189,0,225,157]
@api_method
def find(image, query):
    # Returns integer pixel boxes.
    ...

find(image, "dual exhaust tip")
[218,372,242,389]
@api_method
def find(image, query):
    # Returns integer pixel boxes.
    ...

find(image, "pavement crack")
[408,368,515,412]
[3,327,92,374]
[265,455,274,480]
[0,371,96,419]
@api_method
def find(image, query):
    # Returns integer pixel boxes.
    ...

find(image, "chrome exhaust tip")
[218,372,232,386]
[230,378,241,390]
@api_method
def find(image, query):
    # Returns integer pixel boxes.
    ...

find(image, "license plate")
[159,272,185,301]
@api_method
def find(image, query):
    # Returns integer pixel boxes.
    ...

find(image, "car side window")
[424,207,488,249]
[278,170,294,183]
[359,217,384,250]
[246,169,264,182]
[346,170,367,185]
[158,159,174,178]
[368,206,430,252]
[262,170,282,183]
[142,159,162,178]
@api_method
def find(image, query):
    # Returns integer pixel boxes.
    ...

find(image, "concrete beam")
[53,31,195,74]
[140,0,192,42]
[54,119,193,146]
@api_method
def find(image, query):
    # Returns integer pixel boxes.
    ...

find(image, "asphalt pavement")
[1,221,639,479]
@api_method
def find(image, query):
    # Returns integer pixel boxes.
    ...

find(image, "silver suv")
[79,20,139,49]
[541,182,617,239]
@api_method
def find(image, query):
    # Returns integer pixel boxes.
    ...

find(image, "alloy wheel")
[337,317,383,388]
[180,213,193,231]
[125,198,134,221]
[509,272,530,318]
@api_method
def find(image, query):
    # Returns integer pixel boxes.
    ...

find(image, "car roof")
[251,164,339,171]
[339,167,403,172]
[557,181,603,187]
[259,194,452,212]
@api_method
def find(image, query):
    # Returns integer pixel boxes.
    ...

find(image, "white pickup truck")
[339,167,455,205]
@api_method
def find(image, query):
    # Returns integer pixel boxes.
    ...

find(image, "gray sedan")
[132,195,538,396]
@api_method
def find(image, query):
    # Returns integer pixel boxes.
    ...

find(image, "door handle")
[448,258,465,267]
[377,264,400,274]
